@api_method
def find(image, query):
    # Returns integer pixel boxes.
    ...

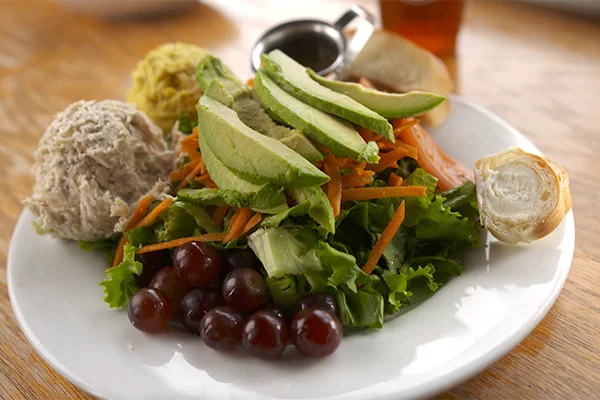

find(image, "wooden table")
[1,0,599,398]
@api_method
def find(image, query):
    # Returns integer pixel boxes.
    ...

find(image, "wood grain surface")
[1,0,599,399]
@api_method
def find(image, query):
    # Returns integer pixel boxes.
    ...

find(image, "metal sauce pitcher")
[250,5,375,80]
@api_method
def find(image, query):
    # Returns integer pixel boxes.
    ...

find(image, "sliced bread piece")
[474,148,571,244]
[349,30,454,126]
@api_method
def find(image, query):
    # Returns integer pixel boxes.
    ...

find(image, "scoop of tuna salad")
[23,100,175,241]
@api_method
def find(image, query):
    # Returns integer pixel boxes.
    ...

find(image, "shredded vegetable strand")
[393,118,420,136]
[341,170,375,183]
[211,205,230,227]
[180,127,198,145]
[362,201,405,275]
[136,197,174,228]
[240,213,263,236]
[341,186,427,202]
[357,127,375,142]
[137,234,227,254]
[388,173,403,187]
[224,207,253,243]
[367,147,410,173]
[170,158,201,182]
[323,154,342,218]
[174,159,205,192]
[111,195,154,267]
[342,177,374,188]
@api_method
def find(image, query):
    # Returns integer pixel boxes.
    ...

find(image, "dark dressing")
[263,31,340,74]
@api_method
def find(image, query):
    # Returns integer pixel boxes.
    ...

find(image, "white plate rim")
[7,95,575,400]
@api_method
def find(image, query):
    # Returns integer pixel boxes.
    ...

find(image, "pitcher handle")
[333,5,375,80]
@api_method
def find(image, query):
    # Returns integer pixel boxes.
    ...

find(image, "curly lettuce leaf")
[336,286,385,329]
[439,181,479,221]
[415,195,479,248]
[99,242,142,308]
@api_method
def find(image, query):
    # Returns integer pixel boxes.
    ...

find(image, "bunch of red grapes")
[127,241,344,359]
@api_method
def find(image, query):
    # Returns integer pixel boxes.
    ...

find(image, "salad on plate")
[22,42,571,361]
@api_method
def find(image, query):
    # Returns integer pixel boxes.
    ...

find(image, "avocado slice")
[307,69,446,118]
[196,130,289,214]
[254,70,380,163]
[197,55,323,162]
[198,96,329,188]
[232,96,324,163]
[261,50,394,141]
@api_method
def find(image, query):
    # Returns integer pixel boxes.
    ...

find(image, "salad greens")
[98,53,480,333]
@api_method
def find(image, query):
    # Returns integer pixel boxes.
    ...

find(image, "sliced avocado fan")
[307,69,446,119]
[197,96,329,188]
[261,50,394,141]
[196,55,324,162]
[194,129,288,214]
[254,70,379,164]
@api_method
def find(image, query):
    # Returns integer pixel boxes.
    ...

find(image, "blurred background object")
[57,0,195,18]
[520,0,600,18]
[379,0,464,57]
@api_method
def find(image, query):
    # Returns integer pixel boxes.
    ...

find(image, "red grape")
[174,241,221,287]
[291,308,343,357]
[221,248,261,275]
[127,288,171,333]
[134,250,172,287]
[222,268,266,313]
[261,303,287,321]
[149,267,189,314]
[180,288,224,335]
[200,306,244,351]
[295,293,338,317]
[242,310,289,359]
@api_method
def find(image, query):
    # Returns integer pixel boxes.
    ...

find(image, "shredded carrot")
[170,158,202,182]
[323,154,342,218]
[240,212,263,236]
[393,118,420,136]
[174,159,205,192]
[357,127,375,142]
[125,196,153,230]
[355,162,367,173]
[204,179,218,189]
[377,141,395,151]
[392,141,419,159]
[342,186,426,202]
[342,177,374,188]
[137,233,227,254]
[211,205,230,227]
[181,139,201,161]
[112,236,127,267]
[341,170,375,183]
[362,201,405,275]
[367,147,410,173]
[195,173,212,183]
[111,196,154,267]
[224,207,253,243]
[180,127,198,145]
[136,197,174,228]
[388,173,403,187]
[246,78,254,87]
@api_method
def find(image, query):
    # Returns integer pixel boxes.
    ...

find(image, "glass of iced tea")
[379,0,465,57]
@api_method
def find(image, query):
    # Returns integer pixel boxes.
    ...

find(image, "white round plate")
[8,96,575,400]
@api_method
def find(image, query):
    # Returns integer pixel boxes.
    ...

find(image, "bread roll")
[349,30,453,126]
[474,148,571,244]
